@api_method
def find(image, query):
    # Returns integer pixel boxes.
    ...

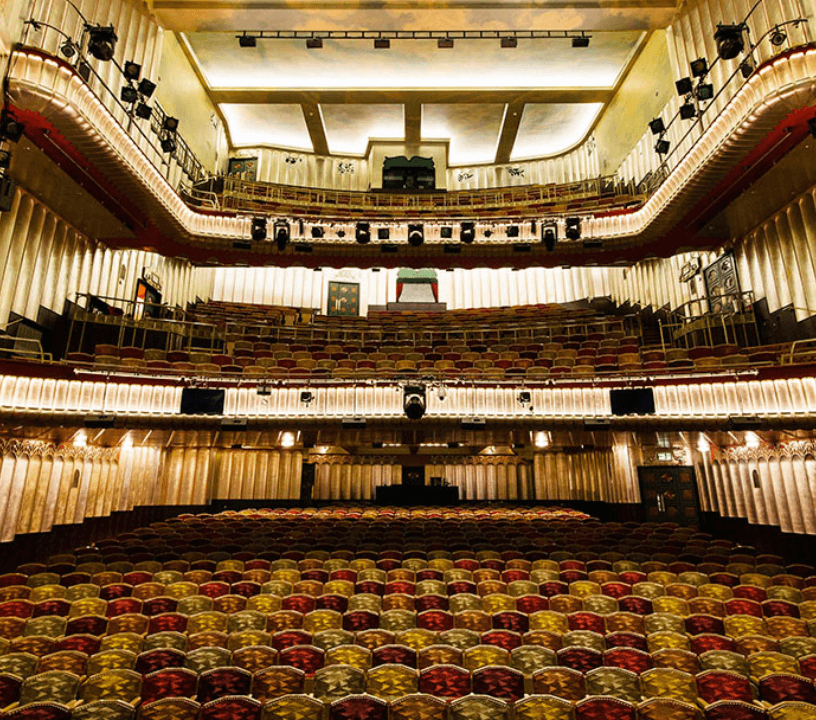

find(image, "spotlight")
[501,37,517,48]
[518,391,531,405]
[675,77,693,96]
[374,38,390,49]
[572,36,590,48]
[123,61,141,81]
[336,229,346,238]
[460,222,475,244]
[438,38,454,48]
[542,222,557,251]
[690,57,708,77]
[87,25,118,61]
[0,151,11,170]
[160,136,176,153]
[239,34,257,48]
[403,385,426,420]
[60,40,76,58]
[355,222,371,244]
[679,101,697,119]
[306,38,323,49]
[440,226,453,239]
[483,229,492,238]
[135,103,152,120]
[649,118,665,135]
[740,58,755,78]
[377,227,390,240]
[162,116,179,132]
[137,78,156,98]
[274,220,290,250]
[655,138,670,155]
[311,226,324,239]
[120,85,138,104]
[0,112,25,143]
[696,83,714,101]
[300,391,313,405]
[565,217,581,241]
[408,224,424,247]
[715,24,745,60]
[770,26,787,46]
[506,225,519,238]
[77,61,91,81]
[251,217,267,241]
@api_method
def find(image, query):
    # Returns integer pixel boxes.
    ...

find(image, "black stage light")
[506,225,519,238]
[680,101,697,119]
[135,102,152,120]
[572,36,590,48]
[501,37,518,48]
[715,24,745,60]
[460,221,475,244]
[518,391,531,404]
[0,151,11,170]
[137,78,156,98]
[675,77,693,96]
[306,38,323,49]
[274,220,290,250]
[77,61,91,81]
[408,224,424,247]
[120,85,138,104]
[163,116,179,132]
[770,26,787,46]
[542,222,557,250]
[374,38,390,49]
[239,34,257,48]
[123,61,141,80]
[740,58,756,78]
[377,227,390,240]
[655,138,670,155]
[565,217,581,241]
[440,226,453,239]
[251,217,267,241]
[649,118,665,135]
[87,26,118,61]
[0,112,25,143]
[696,83,714,101]
[60,40,76,58]
[311,226,324,238]
[690,57,708,77]
[160,136,176,153]
[483,229,492,238]
[355,222,371,244]
[300,391,313,404]
[438,38,454,48]
[403,385,426,420]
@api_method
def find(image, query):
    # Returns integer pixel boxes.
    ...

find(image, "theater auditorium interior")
[2,0,816,718]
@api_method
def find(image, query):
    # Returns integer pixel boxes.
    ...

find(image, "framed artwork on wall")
[227,157,258,181]
[327,281,360,317]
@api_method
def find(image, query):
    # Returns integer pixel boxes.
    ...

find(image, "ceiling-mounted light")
[655,138,670,155]
[438,37,454,48]
[239,34,257,48]
[690,57,708,77]
[137,78,156,98]
[740,58,755,78]
[714,23,745,60]
[160,136,177,153]
[306,37,323,49]
[408,224,424,247]
[162,116,179,132]
[60,40,76,58]
[355,222,371,244]
[572,36,590,48]
[695,83,714,101]
[374,38,390,49]
[501,37,517,48]
[403,385,426,420]
[542,221,557,250]
[311,226,325,239]
[87,25,118,61]
[770,26,787,46]
[251,217,267,241]
[120,85,138,104]
[135,103,152,120]
[300,391,313,405]
[534,431,549,448]
[675,77,693,96]
[280,432,296,448]
[679,101,697,119]
[565,217,581,240]
[649,118,665,135]
[460,222,475,244]
[274,220,290,250]
[123,61,141,81]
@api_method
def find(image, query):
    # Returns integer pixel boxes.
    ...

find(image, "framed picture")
[227,157,258,181]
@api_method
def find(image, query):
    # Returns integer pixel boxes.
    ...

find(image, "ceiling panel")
[320,104,404,155]
[511,103,604,161]
[422,104,505,165]
[185,32,643,90]
[219,104,312,150]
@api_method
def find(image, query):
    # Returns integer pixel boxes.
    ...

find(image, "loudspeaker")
[342,417,367,428]
[221,417,248,431]
[461,417,486,430]
[180,388,225,415]
[84,414,116,428]
[0,177,16,212]
[610,388,655,416]
[232,240,252,250]
[728,415,763,430]
[583,419,612,431]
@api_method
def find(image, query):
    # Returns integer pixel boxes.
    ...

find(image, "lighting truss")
[235,29,593,42]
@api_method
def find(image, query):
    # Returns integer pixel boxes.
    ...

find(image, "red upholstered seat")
[758,673,816,704]
[136,648,186,674]
[200,695,261,720]
[575,696,637,720]
[704,700,767,720]
[419,664,472,698]
[696,670,754,704]
[604,647,653,673]
[329,695,388,720]
[372,644,417,668]
[279,645,324,676]
[141,668,198,704]
[557,646,603,673]
[197,667,252,704]
[472,665,525,703]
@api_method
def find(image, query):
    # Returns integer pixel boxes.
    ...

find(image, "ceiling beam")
[301,101,329,155]
[494,101,524,164]
[210,88,613,105]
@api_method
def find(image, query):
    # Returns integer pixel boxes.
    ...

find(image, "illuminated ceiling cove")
[171,1,665,165]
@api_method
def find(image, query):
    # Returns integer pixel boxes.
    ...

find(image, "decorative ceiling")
[159,0,678,165]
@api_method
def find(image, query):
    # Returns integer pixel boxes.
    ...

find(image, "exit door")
[638,466,700,526]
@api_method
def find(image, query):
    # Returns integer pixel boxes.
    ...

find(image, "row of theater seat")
[1,508,815,720]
